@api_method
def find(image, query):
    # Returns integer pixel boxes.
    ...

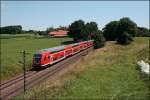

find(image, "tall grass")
[16,37,149,99]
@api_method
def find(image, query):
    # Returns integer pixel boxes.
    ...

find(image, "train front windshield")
[34,54,42,64]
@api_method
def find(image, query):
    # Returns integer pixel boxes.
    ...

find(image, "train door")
[41,52,51,67]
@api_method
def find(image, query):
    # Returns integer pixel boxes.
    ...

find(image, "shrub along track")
[0,47,93,100]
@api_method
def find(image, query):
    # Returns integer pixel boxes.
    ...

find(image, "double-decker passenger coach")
[32,40,94,69]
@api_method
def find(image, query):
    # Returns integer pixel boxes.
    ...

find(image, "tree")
[57,26,68,31]
[93,30,105,49]
[102,21,119,41]
[136,27,150,37]
[81,21,98,41]
[68,20,99,41]
[117,31,133,45]
[1,25,22,34]
[117,17,137,37]
[81,26,89,41]
[37,31,47,36]
[68,20,85,41]
[46,27,55,33]
[24,30,37,34]
[116,17,137,44]
[85,22,99,39]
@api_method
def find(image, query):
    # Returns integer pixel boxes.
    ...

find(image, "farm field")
[0,34,72,81]
[16,37,149,99]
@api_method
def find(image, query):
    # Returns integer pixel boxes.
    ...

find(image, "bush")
[117,17,137,37]
[136,27,150,37]
[102,21,119,41]
[114,17,137,45]
[93,30,105,49]
[117,31,133,45]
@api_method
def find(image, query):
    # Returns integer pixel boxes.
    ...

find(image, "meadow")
[0,34,72,81]
[16,37,149,99]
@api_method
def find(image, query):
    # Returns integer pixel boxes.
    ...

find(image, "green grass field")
[16,37,149,100]
[0,34,72,81]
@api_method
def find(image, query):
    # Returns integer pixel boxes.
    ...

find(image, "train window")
[34,54,42,63]
[53,57,57,60]
[34,54,42,58]
[48,56,50,59]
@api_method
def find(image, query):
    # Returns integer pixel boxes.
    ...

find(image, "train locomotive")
[32,40,94,68]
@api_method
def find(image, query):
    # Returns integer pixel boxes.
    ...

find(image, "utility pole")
[19,50,29,98]
[20,50,27,94]
[23,50,26,94]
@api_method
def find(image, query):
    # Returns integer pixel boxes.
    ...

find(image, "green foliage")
[117,31,133,45]
[46,27,55,33]
[1,25,22,34]
[37,31,47,36]
[103,21,119,41]
[68,20,98,41]
[23,30,31,34]
[136,27,150,37]
[117,17,137,37]
[68,20,105,49]
[68,20,85,41]
[57,25,68,31]
[102,17,138,45]
[81,26,90,41]
[85,22,99,39]
[93,30,105,49]
[116,17,137,44]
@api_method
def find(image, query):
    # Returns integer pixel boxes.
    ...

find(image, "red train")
[32,40,94,68]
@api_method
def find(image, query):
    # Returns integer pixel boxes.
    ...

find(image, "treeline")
[0,25,68,35]
[67,17,149,48]
[102,18,150,43]
[103,17,138,44]
[1,19,149,38]
[0,25,22,34]
[136,27,150,37]
[46,26,68,33]
[0,17,149,48]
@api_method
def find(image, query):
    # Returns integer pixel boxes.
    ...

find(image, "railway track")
[0,47,93,100]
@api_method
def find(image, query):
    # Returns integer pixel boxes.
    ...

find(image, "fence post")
[22,50,26,94]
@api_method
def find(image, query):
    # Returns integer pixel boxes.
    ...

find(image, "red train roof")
[36,45,65,54]
[35,40,93,54]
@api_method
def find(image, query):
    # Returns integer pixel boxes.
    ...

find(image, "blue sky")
[1,1,149,31]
